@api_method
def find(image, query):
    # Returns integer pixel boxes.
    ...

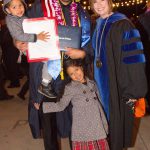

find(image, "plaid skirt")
[72,138,109,150]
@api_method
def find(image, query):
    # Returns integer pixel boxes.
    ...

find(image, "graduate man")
[15,0,92,149]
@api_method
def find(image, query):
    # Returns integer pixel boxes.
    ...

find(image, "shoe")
[0,95,14,100]
[17,93,25,100]
[38,84,57,98]
[7,83,20,88]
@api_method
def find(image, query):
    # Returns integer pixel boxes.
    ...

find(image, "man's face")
[60,0,72,5]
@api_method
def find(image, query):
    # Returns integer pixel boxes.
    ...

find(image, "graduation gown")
[27,0,91,138]
[92,12,147,150]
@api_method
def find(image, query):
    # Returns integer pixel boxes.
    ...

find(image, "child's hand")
[34,103,40,110]
[37,31,50,42]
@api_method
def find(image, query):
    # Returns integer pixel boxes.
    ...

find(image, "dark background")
[0,0,147,20]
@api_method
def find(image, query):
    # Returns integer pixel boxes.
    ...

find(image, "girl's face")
[67,66,85,83]
[6,0,25,17]
[93,0,110,18]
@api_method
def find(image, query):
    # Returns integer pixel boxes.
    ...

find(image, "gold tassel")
[60,52,64,80]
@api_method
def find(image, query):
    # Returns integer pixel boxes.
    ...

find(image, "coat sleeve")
[112,19,147,100]
[43,85,72,113]
[6,17,36,42]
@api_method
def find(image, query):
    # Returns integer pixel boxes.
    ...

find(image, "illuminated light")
[112,4,116,7]
[111,0,146,8]
[83,6,86,9]
[83,1,86,5]
[29,4,32,7]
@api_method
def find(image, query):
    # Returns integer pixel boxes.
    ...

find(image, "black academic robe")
[138,11,150,107]
[92,13,147,150]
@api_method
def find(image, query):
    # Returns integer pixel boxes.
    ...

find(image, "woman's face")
[93,0,110,18]
[67,66,85,83]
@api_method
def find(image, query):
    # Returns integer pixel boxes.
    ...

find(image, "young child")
[43,59,109,150]
[3,0,57,98]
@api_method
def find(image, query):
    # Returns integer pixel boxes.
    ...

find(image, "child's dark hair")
[5,2,11,9]
[64,59,83,72]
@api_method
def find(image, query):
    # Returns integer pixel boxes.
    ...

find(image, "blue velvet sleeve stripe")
[122,41,143,52]
[123,29,140,40]
[123,54,146,64]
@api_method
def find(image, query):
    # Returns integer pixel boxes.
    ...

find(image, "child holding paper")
[3,0,58,98]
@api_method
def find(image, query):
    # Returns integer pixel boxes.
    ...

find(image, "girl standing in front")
[43,59,109,150]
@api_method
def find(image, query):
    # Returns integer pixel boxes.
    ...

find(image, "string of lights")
[80,0,148,10]
[0,0,148,8]
[0,0,148,13]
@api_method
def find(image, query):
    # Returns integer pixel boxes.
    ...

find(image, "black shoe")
[7,83,20,88]
[38,84,57,98]
[17,93,25,100]
[0,95,14,100]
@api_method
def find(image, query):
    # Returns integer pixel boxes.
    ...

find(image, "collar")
[7,14,25,19]
[96,12,127,25]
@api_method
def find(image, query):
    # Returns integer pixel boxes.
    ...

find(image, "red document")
[23,17,60,62]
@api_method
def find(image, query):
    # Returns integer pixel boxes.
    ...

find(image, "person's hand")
[14,40,28,52]
[37,31,50,42]
[126,99,137,104]
[64,47,86,59]
[34,103,40,110]
[126,99,137,113]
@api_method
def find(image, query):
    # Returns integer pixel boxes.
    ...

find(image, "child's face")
[67,66,85,83]
[6,0,25,17]
[93,0,110,18]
